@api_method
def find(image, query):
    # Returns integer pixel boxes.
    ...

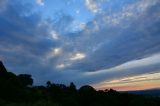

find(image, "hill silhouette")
[0,61,7,76]
[0,61,160,106]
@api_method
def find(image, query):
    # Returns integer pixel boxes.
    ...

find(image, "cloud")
[70,53,86,61]
[85,0,98,13]
[73,53,160,87]
[66,0,160,72]
[85,53,160,76]
[0,0,8,13]
[50,30,59,40]
[36,0,44,6]
[0,1,57,82]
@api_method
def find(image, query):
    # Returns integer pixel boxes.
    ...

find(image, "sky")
[0,0,160,91]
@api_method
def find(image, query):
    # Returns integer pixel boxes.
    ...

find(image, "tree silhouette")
[18,74,33,87]
[46,81,51,88]
[69,82,76,91]
[79,85,96,92]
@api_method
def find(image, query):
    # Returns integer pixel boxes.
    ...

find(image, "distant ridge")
[124,89,160,97]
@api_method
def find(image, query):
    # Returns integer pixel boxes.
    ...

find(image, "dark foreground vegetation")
[0,61,160,106]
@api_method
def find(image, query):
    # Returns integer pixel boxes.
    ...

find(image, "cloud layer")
[0,0,160,88]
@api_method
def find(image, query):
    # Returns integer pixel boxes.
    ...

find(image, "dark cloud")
[0,1,56,79]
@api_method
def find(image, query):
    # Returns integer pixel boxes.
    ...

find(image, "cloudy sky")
[0,0,160,91]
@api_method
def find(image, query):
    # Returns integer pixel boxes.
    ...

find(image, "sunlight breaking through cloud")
[70,53,86,61]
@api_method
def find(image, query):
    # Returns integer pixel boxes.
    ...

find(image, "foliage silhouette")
[0,61,160,106]
[18,74,33,87]
[69,82,76,91]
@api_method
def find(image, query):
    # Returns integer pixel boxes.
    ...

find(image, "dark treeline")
[0,61,160,106]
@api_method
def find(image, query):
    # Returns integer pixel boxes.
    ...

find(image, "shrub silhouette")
[18,74,33,87]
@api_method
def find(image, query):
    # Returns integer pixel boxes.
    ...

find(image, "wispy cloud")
[36,0,44,6]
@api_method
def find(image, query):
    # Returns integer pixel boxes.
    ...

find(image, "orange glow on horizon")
[93,72,160,91]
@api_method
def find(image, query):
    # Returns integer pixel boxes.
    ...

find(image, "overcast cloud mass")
[0,0,160,90]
